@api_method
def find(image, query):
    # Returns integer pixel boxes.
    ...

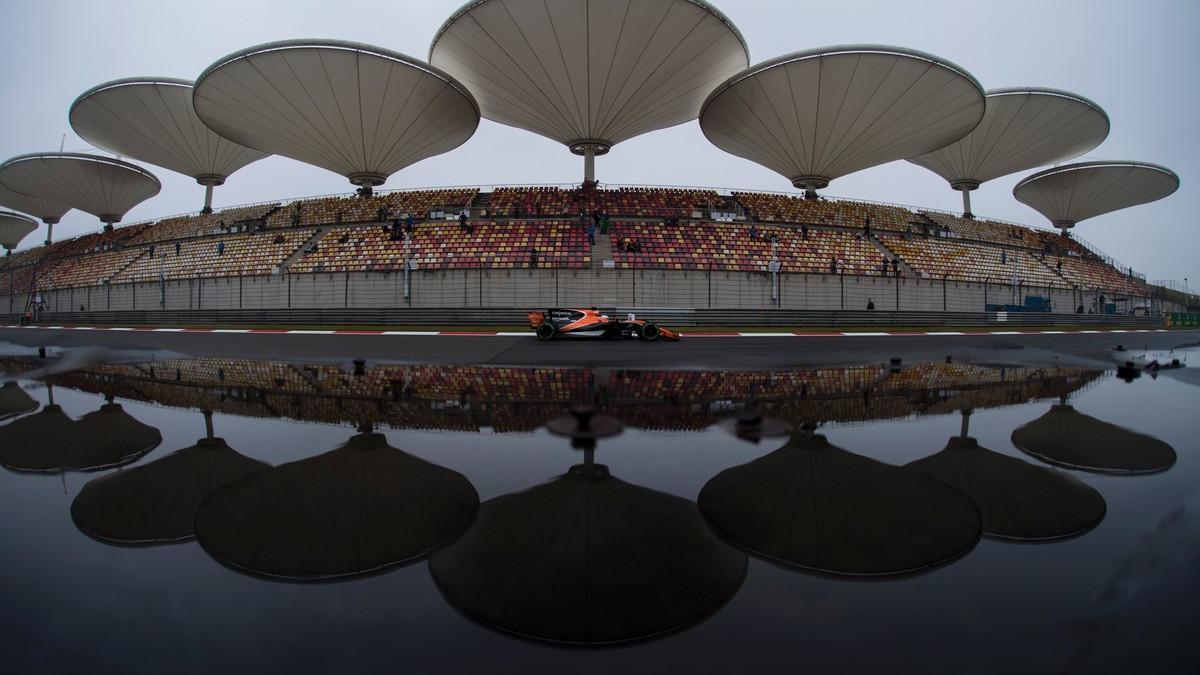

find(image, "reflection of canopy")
[195,431,478,580]
[71,437,269,544]
[1011,403,1176,474]
[908,435,1105,540]
[194,39,480,188]
[429,0,749,180]
[0,183,70,225]
[701,45,985,194]
[430,463,746,645]
[0,153,160,225]
[0,381,37,420]
[70,77,269,211]
[699,433,981,575]
[0,211,37,251]
[0,401,161,473]
[1013,160,1180,230]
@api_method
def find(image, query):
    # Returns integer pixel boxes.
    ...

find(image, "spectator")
[829,257,837,274]
[335,211,343,225]
[600,211,610,234]
[459,212,469,233]
[405,214,414,233]
[529,248,539,268]
[217,241,225,256]
[291,209,301,227]
[175,242,181,256]
[749,224,758,239]
[592,211,601,230]
[801,224,808,240]
[79,304,85,312]
[1057,259,1063,273]
[867,299,875,310]
[148,244,155,258]
[586,221,595,245]
[578,208,587,226]
[864,217,872,236]
[376,205,388,222]
[276,233,288,244]
[1001,251,1007,265]
[891,258,899,276]
[881,257,889,275]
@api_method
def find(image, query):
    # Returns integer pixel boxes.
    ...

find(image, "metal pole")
[204,185,214,213]
[584,147,595,183]
[961,190,972,218]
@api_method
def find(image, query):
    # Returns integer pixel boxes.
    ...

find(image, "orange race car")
[527,308,680,342]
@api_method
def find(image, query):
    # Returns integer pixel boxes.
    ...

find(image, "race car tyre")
[639,322,660,342]
[536,323,557,341]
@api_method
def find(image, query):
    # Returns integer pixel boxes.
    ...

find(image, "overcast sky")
[1,0,1195,286]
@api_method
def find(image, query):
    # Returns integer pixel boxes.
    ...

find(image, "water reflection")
[431,410,747,646]
[0,384,161,473]
[0,380,37,420]
[699,427,982,576]
[907,410,1107,541]
[0,352,1186,652]
[194,425,479,581]
[70,411,270,545]
[1012,397,1178,474]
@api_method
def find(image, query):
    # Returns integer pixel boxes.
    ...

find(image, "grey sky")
[1,0,1194,286]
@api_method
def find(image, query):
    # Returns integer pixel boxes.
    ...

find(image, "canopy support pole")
[203,185,214,214]
[961,190,973,219]
[44,223,53,246]
[203,410,214,439]
[960,408,972,438]
[584,147,596,183]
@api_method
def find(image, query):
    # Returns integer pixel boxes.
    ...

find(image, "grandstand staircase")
[590,234,613,268]
[280,228,332,271]
[866,235,918,278]
[470,191,492,217]
[107,248,149,283]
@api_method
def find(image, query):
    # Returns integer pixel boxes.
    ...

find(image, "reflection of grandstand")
[11,356,1101,435]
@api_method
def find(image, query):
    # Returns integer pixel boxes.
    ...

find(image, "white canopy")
[0,153,161,226]
[1013,160,1180,230]
[430,0,749,181]
[909,88,1109,216]
[70,77,269,210]
[194,39,480,188]
[700,45,986,195]
[0,211,38,250]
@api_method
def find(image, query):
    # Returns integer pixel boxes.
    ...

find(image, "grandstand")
[0,185,1167,316]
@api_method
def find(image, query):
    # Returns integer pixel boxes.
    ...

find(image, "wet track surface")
[1,327,1197,370]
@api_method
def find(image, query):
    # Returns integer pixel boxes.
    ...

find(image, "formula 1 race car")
[527,308,680,342]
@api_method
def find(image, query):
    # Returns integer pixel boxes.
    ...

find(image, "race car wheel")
[639,322,660,342]
[536,323,557,341]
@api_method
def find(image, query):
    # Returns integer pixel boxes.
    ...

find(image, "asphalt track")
[2,326,1198,370]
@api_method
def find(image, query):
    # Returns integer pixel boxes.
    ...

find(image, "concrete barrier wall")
[7,269,1154,318]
